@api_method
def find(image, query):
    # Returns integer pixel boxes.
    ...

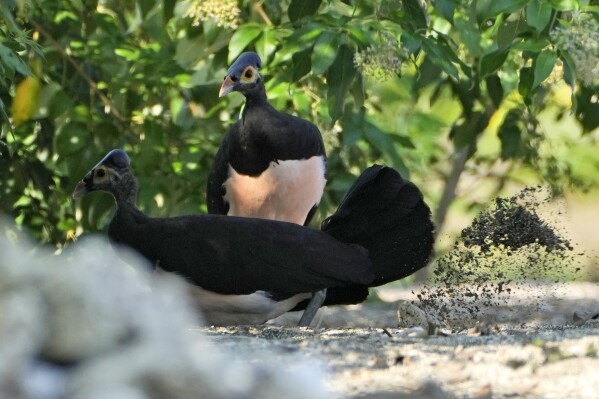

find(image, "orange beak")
[72,180,89,199]
[219,75,236,97]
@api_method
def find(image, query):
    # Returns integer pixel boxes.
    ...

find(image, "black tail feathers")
[322,165,434,287]
[293,165,434,310]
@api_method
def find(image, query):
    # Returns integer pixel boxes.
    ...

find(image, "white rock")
[20,361,67,399]
[397,300,443,329]
[0,220,331,399]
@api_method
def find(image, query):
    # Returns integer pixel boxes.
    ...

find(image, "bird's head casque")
[72,149,131,199]
[219,52,263,98]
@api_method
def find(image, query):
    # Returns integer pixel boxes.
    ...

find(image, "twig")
[253,1,272,26]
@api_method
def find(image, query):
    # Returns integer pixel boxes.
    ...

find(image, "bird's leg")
[298,288,327,327]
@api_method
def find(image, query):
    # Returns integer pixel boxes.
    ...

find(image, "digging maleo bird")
[208,52,326,226]
[73,150,434,326]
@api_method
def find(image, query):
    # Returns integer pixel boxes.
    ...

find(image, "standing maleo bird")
[207,52,326,226]
[73,150,434,326]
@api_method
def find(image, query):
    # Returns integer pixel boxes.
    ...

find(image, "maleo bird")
[208,52,326,226]
[73,150,434,326]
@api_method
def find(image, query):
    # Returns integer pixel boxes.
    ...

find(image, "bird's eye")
[244,69,253,79]
[96,168,106,178]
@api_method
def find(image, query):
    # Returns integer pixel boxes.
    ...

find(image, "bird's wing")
[303,205,318,226]
[151,215,373,296]
[206,125,239,215]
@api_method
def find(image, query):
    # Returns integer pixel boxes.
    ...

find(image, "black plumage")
[295,165,435,310]
[323,165,434,286]
[208,52,326,225]
[73,150,434,326]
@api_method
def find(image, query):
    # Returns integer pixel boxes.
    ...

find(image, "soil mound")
[417,186,584,327]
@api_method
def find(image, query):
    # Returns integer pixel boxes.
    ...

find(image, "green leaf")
[228,23,262,63]
[532,50,557,89]
[498,109,522,160]
[363,120,405,169]
[547,0,579,11]
[518,66,534,98]
[414,57,442,92]
[511,39,550,51]
[401,0,428,30]
[486,74,504,108]
[203,19,221,45]
[483,0,529,19]
[400,31,422,56]
[449,111,487,149]
[176,36,206,68]
[421,37,459,79]
[288,0,322,22]
[452,79,479,117]
[479,48,509,78]
[55,122,90,156]
[36,82,62,119]
[561,50,577,112]
[575,86,599,133]
[560,50,576,92]
[526,0,553,33]
[164,0,176,22]
[137,0,155,18]
[263,0,283,24]
[347,26,370,47]
[177,32,229,68]
[340,112,362,145]
[497,18,531,49]
[394,134,416,149]
[255,29,278,62]
[454,15,481,56]
[286,22,325,45]
[436,34,471,75]
[433,0,455,24]
[0,99,14,151]
[326,45,358,123]
[0,43,31,77]
[292,49,312,81]
[351,74,365,110]
[311,32,343,75]
[114,47,140,61]
[47,89,74,119]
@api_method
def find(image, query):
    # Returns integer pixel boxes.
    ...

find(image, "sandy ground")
[193,283,599,399]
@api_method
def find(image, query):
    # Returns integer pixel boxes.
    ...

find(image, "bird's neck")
[109,183,152,250]
[243,84,268,110]
[113,184,139,208]
[112,188,150,231]
[108,173,143,214]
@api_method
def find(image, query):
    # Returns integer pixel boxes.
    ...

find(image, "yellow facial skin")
[93,166,111,184]
[219,65,260,97]
[240,66,258,84]
[72,166,114,200]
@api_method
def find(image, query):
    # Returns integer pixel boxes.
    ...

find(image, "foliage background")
[1,0,598,276]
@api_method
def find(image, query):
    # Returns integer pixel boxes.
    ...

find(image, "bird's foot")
[298,288,327,327]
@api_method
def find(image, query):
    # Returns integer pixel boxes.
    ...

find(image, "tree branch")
[433,144,472,234]
[414,143,472,282]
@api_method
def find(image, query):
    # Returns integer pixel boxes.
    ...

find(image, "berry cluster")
[551,12,599,87]
[183,0,241,30]
[353,32,406,81]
